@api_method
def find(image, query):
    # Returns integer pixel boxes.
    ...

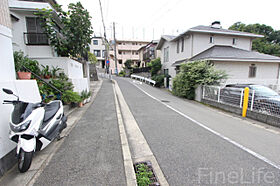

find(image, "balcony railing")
[24,33,49,45]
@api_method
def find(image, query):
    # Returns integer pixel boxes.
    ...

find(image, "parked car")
[220,84,280,115]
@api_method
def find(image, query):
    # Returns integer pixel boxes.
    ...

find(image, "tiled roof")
[189,45,280,62]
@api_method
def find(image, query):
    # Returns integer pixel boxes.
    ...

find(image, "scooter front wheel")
[18,149,33,173]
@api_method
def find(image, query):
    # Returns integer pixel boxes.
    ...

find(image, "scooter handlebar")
[3,100,15,104]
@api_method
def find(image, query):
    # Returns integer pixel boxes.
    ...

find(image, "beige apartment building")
[109,40,149,73]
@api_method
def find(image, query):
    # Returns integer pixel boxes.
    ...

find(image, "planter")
[78,102,83,107]
[17,72,31,80]
[44,75,51,79]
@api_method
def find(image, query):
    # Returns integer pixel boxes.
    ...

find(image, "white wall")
[10,10,54,57]
[192,33,252,56]
[0,25,16,80]
[161,41,177,77]
[32,57,89,93]
[214,61,280,85]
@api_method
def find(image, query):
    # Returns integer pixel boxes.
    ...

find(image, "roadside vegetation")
[135,163,153,186]
[35,2,93,59]
[172,60,227,99]
[148,58,167,87]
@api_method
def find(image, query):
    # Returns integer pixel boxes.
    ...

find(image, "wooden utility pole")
[113,22,118,75]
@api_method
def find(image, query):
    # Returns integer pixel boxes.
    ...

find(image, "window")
[232,38,237,45]
[102,50,106,58]
[164,47,169,62]
[249,64,257,78]
[210,36,214,43]
[118,60,122,64]
[118,51,122,55]
[25,17,48,45]
[93,40,98,45]
[94,50,101,57]
[176,40,180,53]
[181,38,184,52]
[164,69,169,76]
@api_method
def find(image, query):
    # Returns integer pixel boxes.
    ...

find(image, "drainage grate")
[134,161,160,186]
[161,100,170,103]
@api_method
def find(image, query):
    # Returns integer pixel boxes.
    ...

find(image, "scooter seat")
[43,102,60,122]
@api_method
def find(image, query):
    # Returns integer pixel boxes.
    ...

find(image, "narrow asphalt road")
[115,77,280,185]
[33,79,126,186]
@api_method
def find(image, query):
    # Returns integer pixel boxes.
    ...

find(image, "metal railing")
[203,85,280,117]
[24,33,49,45]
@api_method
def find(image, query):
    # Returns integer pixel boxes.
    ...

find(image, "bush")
[62,90,81,104]
[152,74,165,87]
[147,58,162,76]
[172,60,227,100]
[119,70,126,77]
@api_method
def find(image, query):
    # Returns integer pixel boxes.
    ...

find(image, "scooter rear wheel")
[18,149,33,173]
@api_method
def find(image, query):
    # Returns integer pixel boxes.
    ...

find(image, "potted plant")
[80,90,87,104]
[14,51,41,80]
[51,66,62,79]
[41,65,51,79]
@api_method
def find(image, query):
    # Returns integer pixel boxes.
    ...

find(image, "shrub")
[147,58,162,76]
[152,74,165,87]
[172,60,227,100]
[119,70,126,77]
[62,90,81,104]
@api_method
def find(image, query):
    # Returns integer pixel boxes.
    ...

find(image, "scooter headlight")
[10,120,31,132]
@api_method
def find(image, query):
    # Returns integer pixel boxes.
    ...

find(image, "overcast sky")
[57,0,280,41]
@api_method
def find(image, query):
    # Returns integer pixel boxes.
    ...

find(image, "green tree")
[88,52,97,64]
[147,58,162,76]
[229,22,280,56]
[172,60,227,100]
[35,2,93,58]
[124,59,133,69]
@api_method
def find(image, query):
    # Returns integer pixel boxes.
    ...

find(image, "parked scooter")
[2,88,67,173]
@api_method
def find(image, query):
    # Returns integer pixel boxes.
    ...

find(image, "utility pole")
[113,22,118,75]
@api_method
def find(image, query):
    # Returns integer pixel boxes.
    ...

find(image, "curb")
[112,81,137,186]
[112,79,169,186]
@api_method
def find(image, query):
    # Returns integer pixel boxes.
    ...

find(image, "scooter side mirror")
[2,88,13,95]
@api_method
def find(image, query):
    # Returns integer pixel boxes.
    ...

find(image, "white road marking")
[131,82,280,170]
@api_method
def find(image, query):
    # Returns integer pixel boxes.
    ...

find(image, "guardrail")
[131,74,156,86]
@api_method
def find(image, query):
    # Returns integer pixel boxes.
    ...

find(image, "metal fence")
[203,85,280,117]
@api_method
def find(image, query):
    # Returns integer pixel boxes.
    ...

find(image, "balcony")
[24,33,49,45]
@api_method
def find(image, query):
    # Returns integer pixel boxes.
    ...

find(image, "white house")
[9,0,90,93]
[156,21,280,88]
[0,0,41,177]
[89,36,106,68]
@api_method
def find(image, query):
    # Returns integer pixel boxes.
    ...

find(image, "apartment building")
[109,40,149,73]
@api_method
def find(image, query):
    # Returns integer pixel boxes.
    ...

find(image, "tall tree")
[229,22,280,56]
[35,2,93,59]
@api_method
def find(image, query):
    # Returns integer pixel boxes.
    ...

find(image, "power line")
[98,0,106,38]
